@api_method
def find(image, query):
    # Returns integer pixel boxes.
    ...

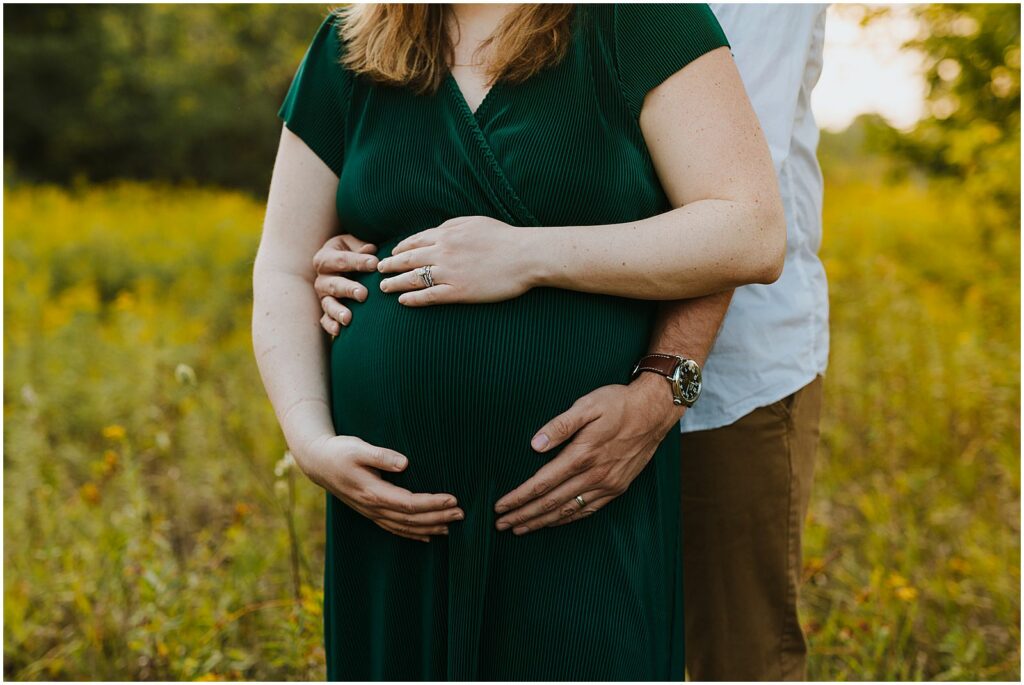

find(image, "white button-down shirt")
[680,4,830,433]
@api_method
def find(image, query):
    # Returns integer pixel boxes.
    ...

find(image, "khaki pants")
[680,375,824,681]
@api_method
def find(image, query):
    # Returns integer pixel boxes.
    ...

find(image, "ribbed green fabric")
[278,4,729,681]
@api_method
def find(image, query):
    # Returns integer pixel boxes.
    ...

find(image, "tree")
[880,4,1020,235]
[3,4,334,195]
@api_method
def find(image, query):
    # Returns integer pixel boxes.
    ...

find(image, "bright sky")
[812,4,928,132]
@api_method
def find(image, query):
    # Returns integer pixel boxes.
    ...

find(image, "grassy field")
[3,172,1019,680]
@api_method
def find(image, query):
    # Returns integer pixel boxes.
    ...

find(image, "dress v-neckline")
[444,69,502,122]
[440,68,540,228]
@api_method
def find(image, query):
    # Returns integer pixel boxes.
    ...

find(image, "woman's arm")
[252,126,463,541]
[530,45,786,298]
[377,46,785,304]
[253,126,341,458]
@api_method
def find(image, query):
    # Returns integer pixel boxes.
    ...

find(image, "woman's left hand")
[376,216,538,306]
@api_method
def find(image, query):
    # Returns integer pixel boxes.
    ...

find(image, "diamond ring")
[418,265,434,288]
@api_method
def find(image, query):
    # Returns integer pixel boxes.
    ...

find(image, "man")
[677,4,829,680]
[310,4,828,680]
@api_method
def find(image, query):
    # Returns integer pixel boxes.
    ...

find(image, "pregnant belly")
[329,266,655,496]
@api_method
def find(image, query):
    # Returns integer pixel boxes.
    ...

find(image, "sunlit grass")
[804,171,1020,680]
[3,177,1019,680]
[3,182,325,679]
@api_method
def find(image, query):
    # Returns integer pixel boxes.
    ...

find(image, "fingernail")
[496,521,510,530]
[531,434,549,451]
[393,457,407,468]
[355,288,366,300]
[452,511,464,521]
[494,503,508,514]
[364,257,376,268]
[443,527,449,535]
[513,526,528,535]
[379,281,387,292]
[377,261,385,271]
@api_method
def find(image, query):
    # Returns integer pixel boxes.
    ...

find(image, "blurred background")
[3,2,1020,681]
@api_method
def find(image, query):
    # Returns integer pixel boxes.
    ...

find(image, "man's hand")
[493,372,685,534]
[313,234,380,335]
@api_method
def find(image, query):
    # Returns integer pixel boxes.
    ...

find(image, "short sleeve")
[613,3,730,121]
[277,11,351,176]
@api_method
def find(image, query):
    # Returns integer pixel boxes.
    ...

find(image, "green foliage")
[3,4,335,195]
[874,4,1021,237]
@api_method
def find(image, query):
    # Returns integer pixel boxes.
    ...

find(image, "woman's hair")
[332,3,575,95]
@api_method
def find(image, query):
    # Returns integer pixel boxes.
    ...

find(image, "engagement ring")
[418,265,434,288]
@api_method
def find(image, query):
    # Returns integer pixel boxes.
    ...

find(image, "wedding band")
[575,495,586,509]
[418,265,434,288]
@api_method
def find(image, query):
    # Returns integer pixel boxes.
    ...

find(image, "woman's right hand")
[298,434,464,543]
[313,234,379,336]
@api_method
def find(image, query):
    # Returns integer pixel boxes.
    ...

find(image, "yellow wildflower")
[113,291,136,311]
[948,557,971,574]
[102,424,126,440]
[102,450,119,472]
[80,482,101,505]
[233,502,253,520]
[886,572,909,588]
[895,586,919,602]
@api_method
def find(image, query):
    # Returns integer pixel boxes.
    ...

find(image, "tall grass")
[804,169,1020,680]
[3,175,1019,680]
[3,183,325,679]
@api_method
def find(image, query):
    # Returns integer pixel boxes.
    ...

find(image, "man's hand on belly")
[492,373,685,535]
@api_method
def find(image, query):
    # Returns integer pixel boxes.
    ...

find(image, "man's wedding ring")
[575,495,586,509]
[418,265,434,288]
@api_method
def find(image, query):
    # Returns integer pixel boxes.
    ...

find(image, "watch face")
[680,359,702,404]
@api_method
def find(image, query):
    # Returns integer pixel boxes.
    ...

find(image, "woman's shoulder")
[311,9,351,74]
[580,3,726,49]
[289,8,356,89]
[312,9,359,95]
[588,3,730,121]
[276,9,355,176]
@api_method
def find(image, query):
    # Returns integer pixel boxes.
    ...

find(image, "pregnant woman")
[253,3,783,680]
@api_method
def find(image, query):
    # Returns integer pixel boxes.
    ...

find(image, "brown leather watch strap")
[632,353,681,378]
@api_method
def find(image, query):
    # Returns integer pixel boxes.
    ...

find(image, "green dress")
[277,4,728,680]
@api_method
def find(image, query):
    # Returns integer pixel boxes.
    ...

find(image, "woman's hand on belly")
[375,216,541,306]
[299,434,465,542]
[492,373,684,535]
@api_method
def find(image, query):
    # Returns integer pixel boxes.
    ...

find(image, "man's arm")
[649,292,733,369]
[630,291,735,429]
[490,291,734,532]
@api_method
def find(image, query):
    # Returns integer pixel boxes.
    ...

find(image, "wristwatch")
[630,353,703,407]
